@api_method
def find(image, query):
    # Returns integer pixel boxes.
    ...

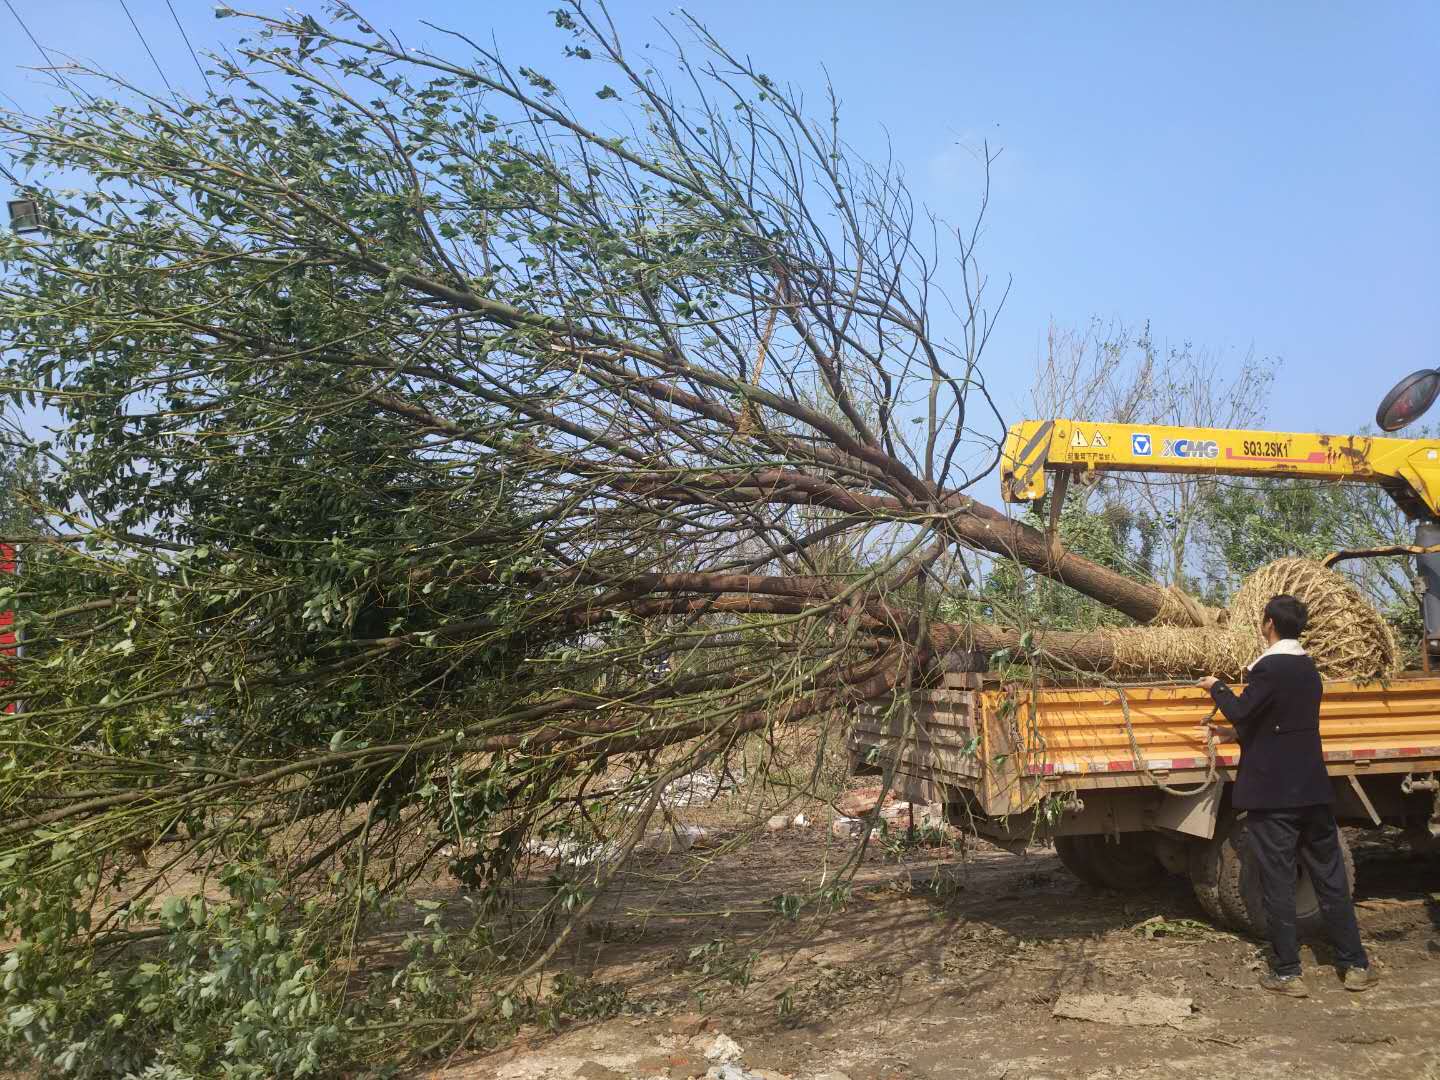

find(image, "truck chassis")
[849,667,1440,936]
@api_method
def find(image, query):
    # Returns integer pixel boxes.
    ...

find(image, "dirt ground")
[424,826,1440,1080]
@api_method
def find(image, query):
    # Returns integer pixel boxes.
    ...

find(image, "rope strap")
[1115,684,1221,797]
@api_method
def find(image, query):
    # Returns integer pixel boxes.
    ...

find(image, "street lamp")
[5,199,42,236]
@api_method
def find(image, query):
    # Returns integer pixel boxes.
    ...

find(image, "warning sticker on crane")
[1070,429,1088,449]
[1091,431,1108,449]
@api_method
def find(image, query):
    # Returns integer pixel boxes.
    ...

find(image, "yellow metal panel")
[1000,418,1440,515]
[975,677,1440,816]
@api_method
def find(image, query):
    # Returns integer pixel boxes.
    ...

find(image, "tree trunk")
[931,621,1124,671]
[939,495,1177,624]
[625,471,1188,625]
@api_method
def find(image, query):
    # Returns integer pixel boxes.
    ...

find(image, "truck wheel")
[1193,813,1358,936]
[1187,825,1236,927]
[1215,816,1255,930]
[1229,819,1356,939]
[1076,833,1165,891]
[1054,835,1107,887]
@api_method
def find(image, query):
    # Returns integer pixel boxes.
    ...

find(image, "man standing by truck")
[1197,594,1377,997]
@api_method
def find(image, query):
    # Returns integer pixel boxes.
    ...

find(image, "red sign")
[0,543,15,714]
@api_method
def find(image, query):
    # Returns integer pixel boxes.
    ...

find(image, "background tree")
[962,489,1160,632]
[1008,318,1424,645]
[1030,318,1277,594]
[1200,469,1424,655]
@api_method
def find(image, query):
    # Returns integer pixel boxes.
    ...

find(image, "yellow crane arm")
[1001,419,1440,519]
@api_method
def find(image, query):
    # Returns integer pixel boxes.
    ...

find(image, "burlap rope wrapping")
[1150,584,1223,628]
[1104,558,1399,682]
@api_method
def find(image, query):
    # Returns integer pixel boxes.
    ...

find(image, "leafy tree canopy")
[0,3,1061,1071]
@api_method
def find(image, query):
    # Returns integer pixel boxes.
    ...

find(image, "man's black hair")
[1264,594,1308,639]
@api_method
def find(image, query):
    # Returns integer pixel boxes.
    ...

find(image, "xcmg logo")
[1161,437,1219,459]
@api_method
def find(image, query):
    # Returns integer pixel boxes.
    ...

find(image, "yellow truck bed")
[851,673,1440,820]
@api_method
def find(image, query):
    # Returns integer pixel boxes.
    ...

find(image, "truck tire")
[1215,817,1254,930]
[1075,833,1165,891]
[1194,813,1356,937]
[1187,823,1236,927]
[1054,835,1107,887]
[1232,817,1353,938]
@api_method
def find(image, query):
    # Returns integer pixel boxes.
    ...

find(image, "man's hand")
[1196,675,1219,691]
[1204,719,1237,742]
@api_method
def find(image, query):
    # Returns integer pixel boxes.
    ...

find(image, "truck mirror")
[1376,369,1440,432]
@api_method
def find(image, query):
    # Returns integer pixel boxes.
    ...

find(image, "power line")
[117,0,174,95]
[3,0,96,104]
[165,0,213,95]
[3,0,58,73]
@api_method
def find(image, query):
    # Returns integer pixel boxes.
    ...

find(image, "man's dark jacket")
[1208,651,1333,810]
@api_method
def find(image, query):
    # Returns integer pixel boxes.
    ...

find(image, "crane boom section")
[1002,420,1440,519]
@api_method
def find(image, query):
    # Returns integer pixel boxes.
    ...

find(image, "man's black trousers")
[1246,805,1368,976]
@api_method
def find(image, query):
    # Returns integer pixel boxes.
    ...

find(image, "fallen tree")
[0,4,1208,1073]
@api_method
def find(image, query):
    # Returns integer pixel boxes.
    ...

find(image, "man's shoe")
[1342,966,1378,992]
[1258,972,1309,997]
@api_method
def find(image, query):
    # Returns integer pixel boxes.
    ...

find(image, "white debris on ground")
[508,823,714,876]
[704,1033,745,1064]
[766,811,814,832]
[452,778,956,892]
[662,766,745,807]
[829,801,950,840]
[516,838,584,861]
[635,822,710,854]
[695,1030,848,1080]
[454,779,951,869]
[823,783,955,840]
[831,816,863,839]
[706,1064,761,1080]
[490,1016,852,1080]
[878,800,949,829]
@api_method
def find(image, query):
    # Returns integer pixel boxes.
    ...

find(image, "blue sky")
[3,1,1437,439]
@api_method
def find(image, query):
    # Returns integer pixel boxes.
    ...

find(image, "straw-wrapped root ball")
[1103,558,1399,682]
[1226,557,1400,680]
